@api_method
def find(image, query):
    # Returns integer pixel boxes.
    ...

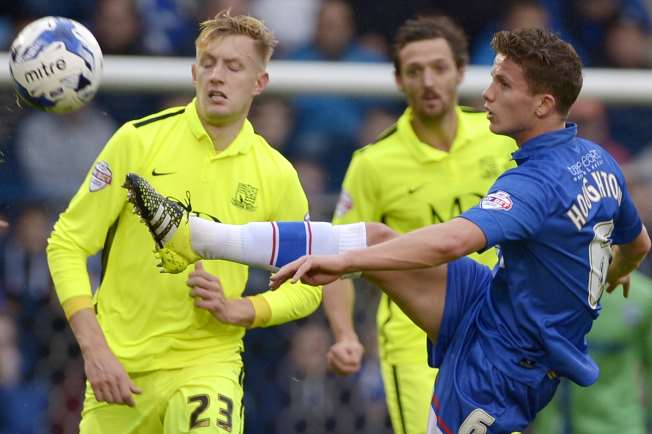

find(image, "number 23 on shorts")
[187,393,235,432]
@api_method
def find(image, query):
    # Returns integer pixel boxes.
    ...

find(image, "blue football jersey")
[461,124,642,387]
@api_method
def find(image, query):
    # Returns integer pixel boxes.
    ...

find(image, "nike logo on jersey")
[152,169,176,176]
[408,184,426,194]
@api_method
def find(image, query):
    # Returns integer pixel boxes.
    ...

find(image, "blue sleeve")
[612,179,643,244]
[461,170,549,250]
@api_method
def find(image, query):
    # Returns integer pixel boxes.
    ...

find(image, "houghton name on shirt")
[566,169,622,231]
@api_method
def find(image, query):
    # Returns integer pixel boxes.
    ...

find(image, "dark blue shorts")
[426,257,559,434]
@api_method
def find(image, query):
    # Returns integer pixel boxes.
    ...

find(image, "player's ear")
[456,65,466,86]
[394,70,405,94]
[535,93,556,117]
[191,64,198,88]
[253,71,269,96]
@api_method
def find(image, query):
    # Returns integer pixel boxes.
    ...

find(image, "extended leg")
[123,173,365,273]
[361,223,447,342]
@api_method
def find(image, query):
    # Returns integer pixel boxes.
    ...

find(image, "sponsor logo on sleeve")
[334,190,353,218]
[480,190,513,211]
[89,161,112,192]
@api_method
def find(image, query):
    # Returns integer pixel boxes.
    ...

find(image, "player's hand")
[83,345,142,406]
[0,220,8,231]
[188,261,254,326]
[269,255,349,289]
[605,274,631,297]
[188,261,229,320]
[327,337,364,375]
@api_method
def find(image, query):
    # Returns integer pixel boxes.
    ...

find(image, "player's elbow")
[432,219,486,263]
[624,225,651,262]
[46,231,65,261]
[636,226,651,259]
[46,233,57,259]
[432,232,471,263]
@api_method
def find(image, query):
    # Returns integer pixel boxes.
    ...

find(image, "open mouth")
[208,90,227,101]
[423,91,439,101]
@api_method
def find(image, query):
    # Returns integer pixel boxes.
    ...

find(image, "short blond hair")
[196,10,278,64]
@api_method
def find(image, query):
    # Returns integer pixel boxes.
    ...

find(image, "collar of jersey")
[397,106,470,163]
[186,98,255,158]
[512,123,577,164]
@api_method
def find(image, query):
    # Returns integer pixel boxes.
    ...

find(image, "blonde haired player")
[47,11,321,434]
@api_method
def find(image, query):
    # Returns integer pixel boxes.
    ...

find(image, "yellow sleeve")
[332,149,381,224]
[252,162,322,327]
[47,123,146,312]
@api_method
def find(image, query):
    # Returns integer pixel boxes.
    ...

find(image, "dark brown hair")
[491,28,583,116]
[392,16,469,74]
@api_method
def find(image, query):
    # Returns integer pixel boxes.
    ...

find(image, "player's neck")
[515,118,567,147]
[201,115,247,152]
[411,108,457,152]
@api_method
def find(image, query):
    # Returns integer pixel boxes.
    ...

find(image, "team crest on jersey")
[478,156,501,179]
[480,190,513,211]
[231,182,258,211]
[334,190,353,218]
[89,161,112,192]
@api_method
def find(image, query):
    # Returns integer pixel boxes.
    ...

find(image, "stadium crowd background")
[0,0,652,433]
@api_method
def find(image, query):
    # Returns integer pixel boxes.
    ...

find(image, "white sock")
[189,218,367,271]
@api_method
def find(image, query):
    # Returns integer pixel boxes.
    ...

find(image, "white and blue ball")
[9,16,103,113]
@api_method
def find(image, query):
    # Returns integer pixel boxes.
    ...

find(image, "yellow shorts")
[380,359,438,434]
[79,361,244,434]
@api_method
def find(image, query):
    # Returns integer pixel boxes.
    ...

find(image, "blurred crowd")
[1,0,652,433]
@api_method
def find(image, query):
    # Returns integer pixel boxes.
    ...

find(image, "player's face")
[192,35,268,126]
[395,38,464,120]
[482,54,539,143]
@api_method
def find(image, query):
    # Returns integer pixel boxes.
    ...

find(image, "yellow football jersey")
[48,100,321,372]
[333,106,517,364]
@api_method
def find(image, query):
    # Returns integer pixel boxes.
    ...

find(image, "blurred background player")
[321,15,516,434]
[46,11,321,434]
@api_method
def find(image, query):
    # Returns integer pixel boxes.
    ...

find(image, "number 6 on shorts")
[459,408,495,434]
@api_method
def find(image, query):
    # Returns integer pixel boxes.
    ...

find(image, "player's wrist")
[246,294,271,328]
[68,308,109,355]
[222,298,255,327]
[334,328,360,343]
[341,251,359,274]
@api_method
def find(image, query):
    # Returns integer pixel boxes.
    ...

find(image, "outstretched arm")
[270,218,486,288]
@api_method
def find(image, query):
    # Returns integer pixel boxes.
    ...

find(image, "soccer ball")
[9,16,103,113]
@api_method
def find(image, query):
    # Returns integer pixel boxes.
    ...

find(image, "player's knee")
[365,223,397,246]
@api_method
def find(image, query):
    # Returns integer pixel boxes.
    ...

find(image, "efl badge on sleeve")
[480,190,513,211]
[89,161,112,192]
[334,190,353,218]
